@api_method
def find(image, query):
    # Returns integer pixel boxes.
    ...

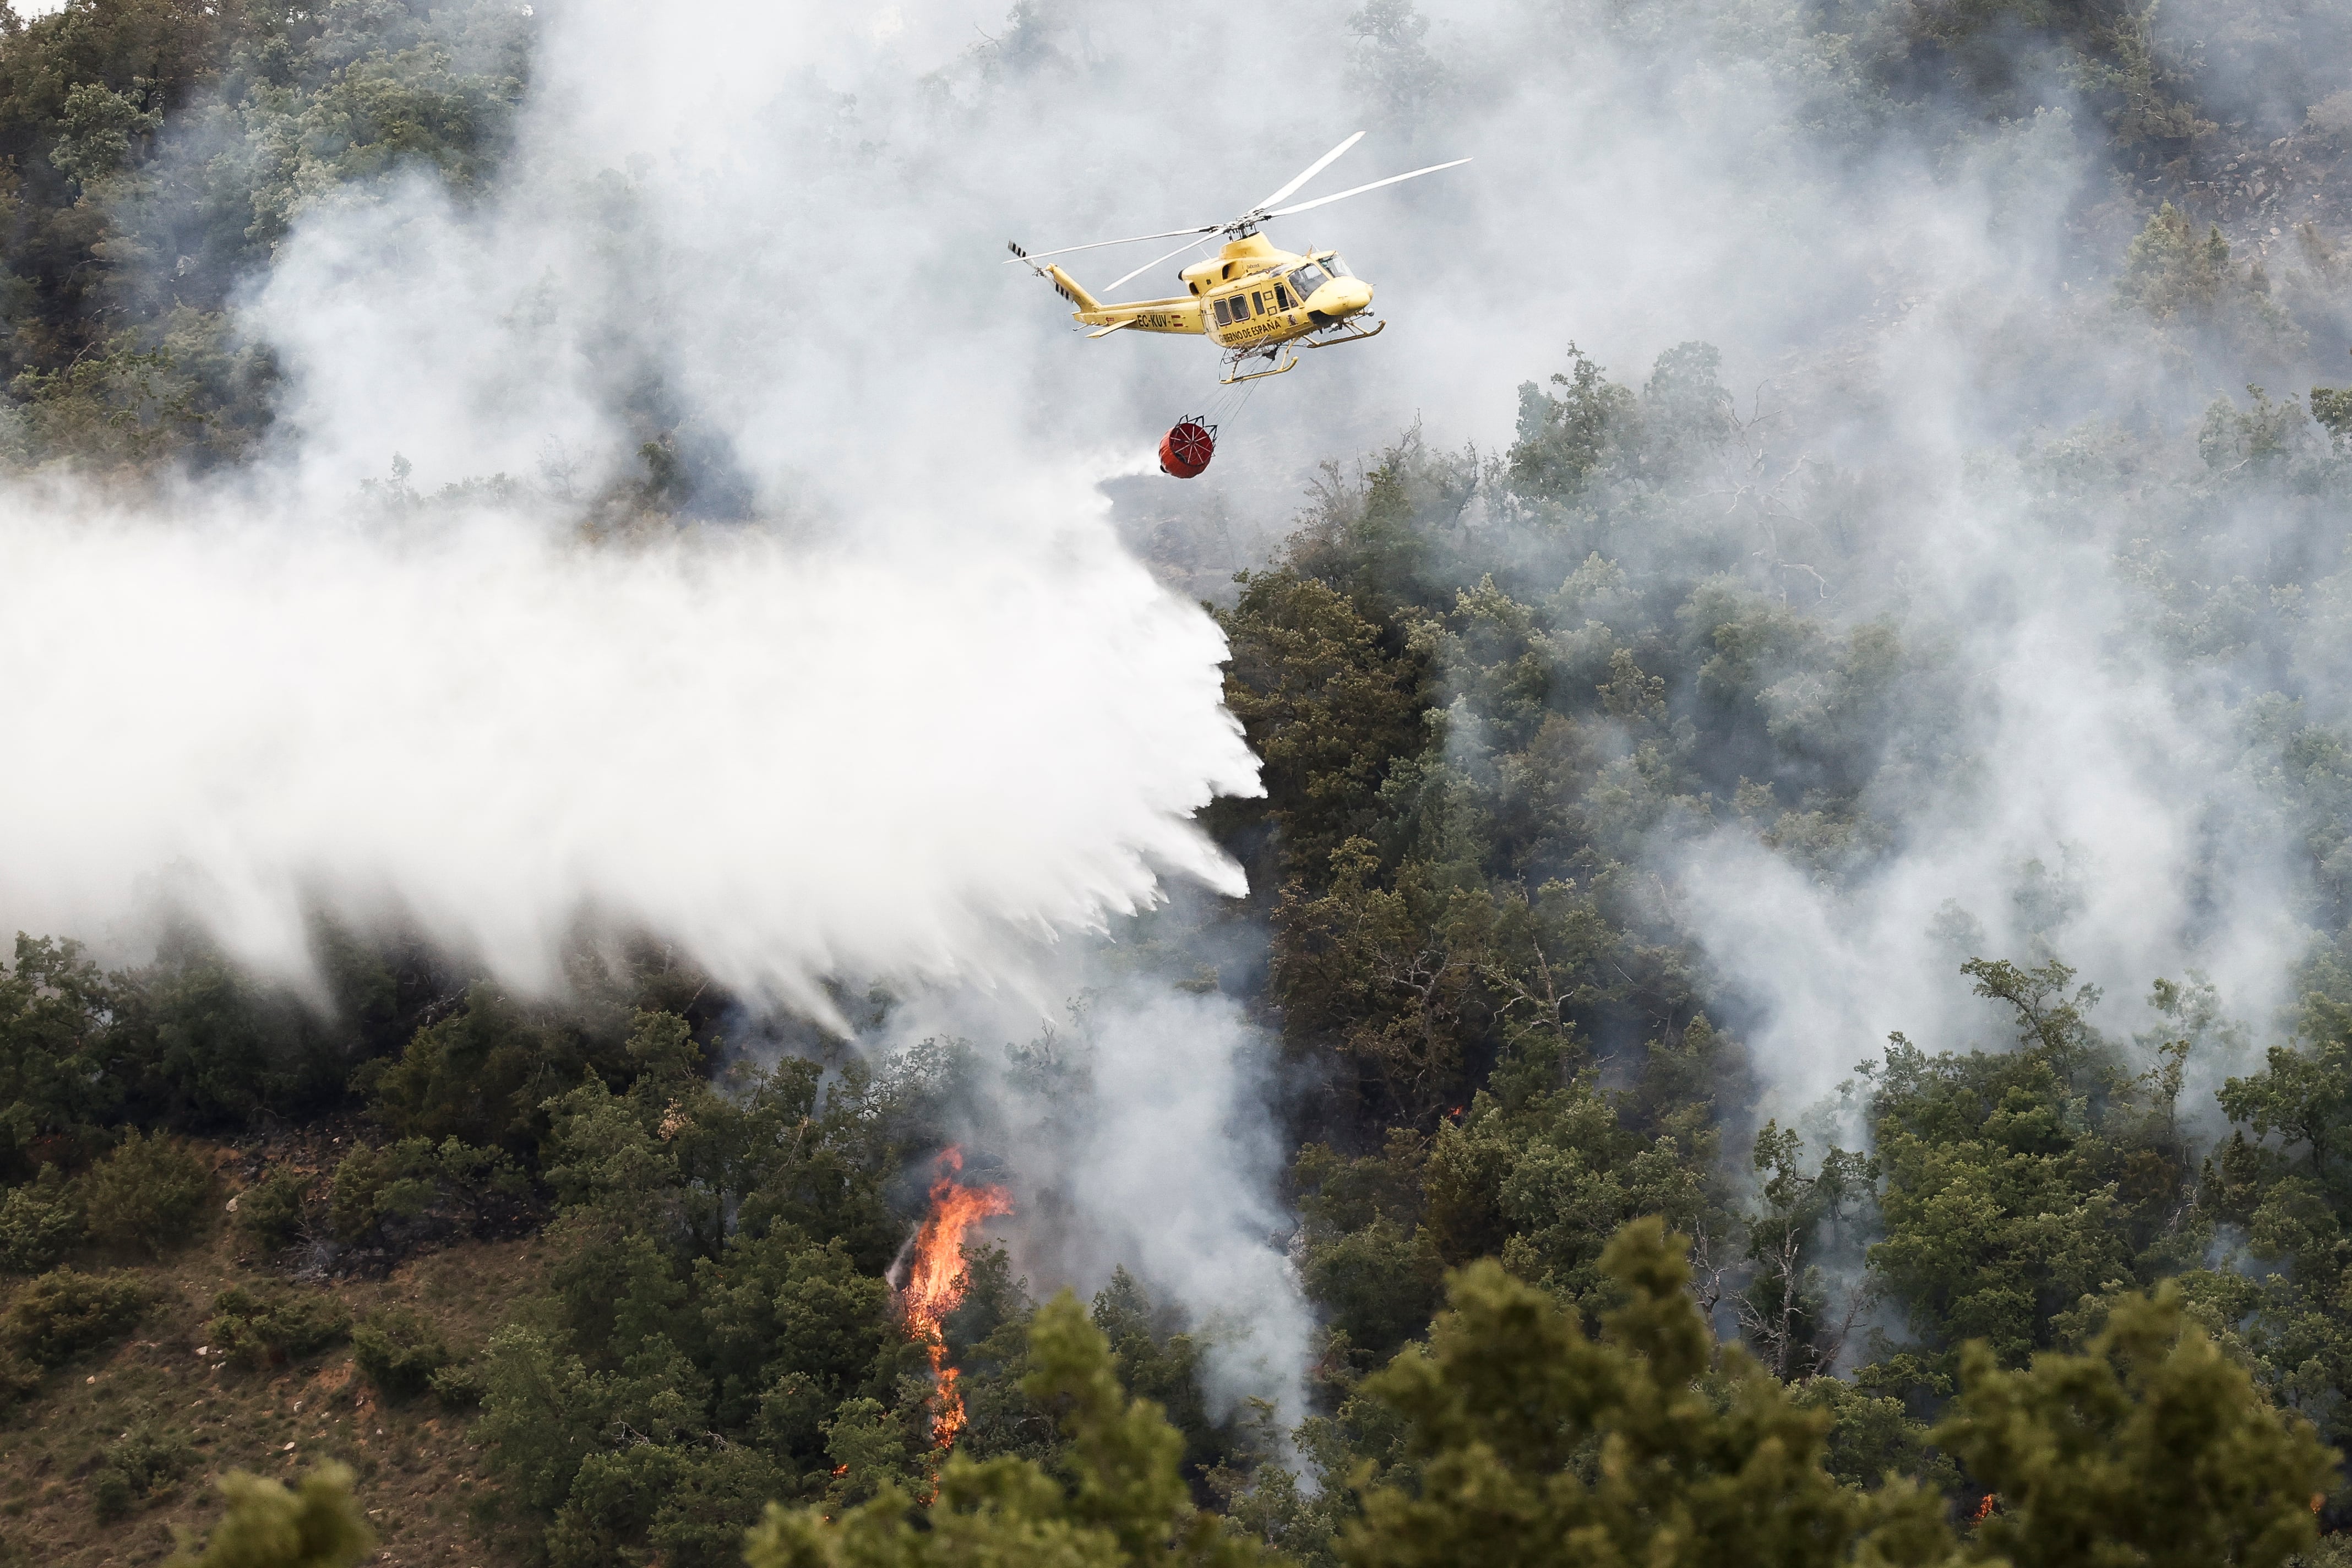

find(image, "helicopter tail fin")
[1044,264,1101,314]
[1007,241,1104,314]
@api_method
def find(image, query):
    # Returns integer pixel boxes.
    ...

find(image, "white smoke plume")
[0,0,1320,1411]
[873,965,1311,1422]
[6,0,2349,1415]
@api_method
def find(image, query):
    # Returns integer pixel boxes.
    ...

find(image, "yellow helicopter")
[1007,132,1469,386]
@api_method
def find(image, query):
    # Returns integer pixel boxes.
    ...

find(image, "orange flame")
[901,1147,1012,1451]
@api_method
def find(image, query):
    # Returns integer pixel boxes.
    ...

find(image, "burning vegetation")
[897,1147,1013,1450]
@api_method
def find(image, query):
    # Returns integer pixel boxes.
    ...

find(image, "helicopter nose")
[1326,280,1374,317]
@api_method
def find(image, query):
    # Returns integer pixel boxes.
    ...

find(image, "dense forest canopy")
[10,0,2352,1566]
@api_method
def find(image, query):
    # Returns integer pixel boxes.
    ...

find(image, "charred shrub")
[206,1283,352,1367]
[2,1268,153,1367]
[351,1305,450,1400]
[81,1130,213,1256]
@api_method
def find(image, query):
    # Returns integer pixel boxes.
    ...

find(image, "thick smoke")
[1326,4,2344,1123]
[871,957,1310,1421]
[7,0,2350,1417]
[0,0,1322,1411]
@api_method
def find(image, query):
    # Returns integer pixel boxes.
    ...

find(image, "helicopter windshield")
[1289,255,1353,301]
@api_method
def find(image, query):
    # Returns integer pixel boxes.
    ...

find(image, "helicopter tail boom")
[1043,265,1204,336]
[1044,264,1102,313]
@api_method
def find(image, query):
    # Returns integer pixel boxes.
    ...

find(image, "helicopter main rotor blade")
[1003,224,1222,265]
[1102,233,1218,295]
[1250,130,1364,216]
[1265,157,1471,218]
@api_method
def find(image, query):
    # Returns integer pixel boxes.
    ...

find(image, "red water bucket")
[1158,418,1215,478]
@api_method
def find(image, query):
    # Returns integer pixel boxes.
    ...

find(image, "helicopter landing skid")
[1219,347,1298,385]
[1299,317,1386,350]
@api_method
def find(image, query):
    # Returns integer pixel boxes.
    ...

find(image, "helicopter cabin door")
[1213,280,1295,341]
[1212,292,1246,339]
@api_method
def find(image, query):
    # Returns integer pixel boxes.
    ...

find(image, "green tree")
[350,1305,451,1398]
[327,1135,531,1246]
[743,1291,1271,1568]
[1341,1218,1953,1568]
[1291,1131,1445,1366]
[2217,1017,2352,1188]
[1270,839,1501,1120]
[2117,203,2238,319]
[1741,1120,1879,1382]
[355,983,589,1154]
[1862,960,2193,1382]
[164,1465,374,1568]
[0,1162,85,1271]
[1218,570,1429,881]
[1420,1031,1723,1317]
[2186,995,2352,1444]
[80,1127,212,1255]
[1507,345,1638,503]
[2,1266,151,1366]
[0,934,118,1177]
[1934,1286,2335,1568]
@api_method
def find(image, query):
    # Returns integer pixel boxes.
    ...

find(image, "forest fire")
[901,1147,1013,1449]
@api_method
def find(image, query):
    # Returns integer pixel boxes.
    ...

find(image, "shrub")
[355,984,582,1153]
[328,1142,437,1244]
[0,1347,41,1415]
[351,1305,450,1400]
[206,1284,352,1367]
[167,1464,374,1568]
[234,1167,322,1253]
[329,1137,529,1246]
[0,1164,85,1272]
[427,1360,483,1409]
[88,1422,193,1521]
[2,1267,153,1367]
[89,1471,135,1523]
[81,1130,212,1256]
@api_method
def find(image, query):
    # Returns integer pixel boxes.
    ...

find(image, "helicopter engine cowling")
[1158,418,1215,478]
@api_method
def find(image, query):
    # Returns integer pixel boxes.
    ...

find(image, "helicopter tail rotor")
[1009,242,1100,309]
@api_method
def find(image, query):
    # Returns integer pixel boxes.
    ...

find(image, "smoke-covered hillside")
[9,2,2352,1566]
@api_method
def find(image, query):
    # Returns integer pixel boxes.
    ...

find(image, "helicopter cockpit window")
[1288,262,1329,300]
[1322,254,1354,278]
